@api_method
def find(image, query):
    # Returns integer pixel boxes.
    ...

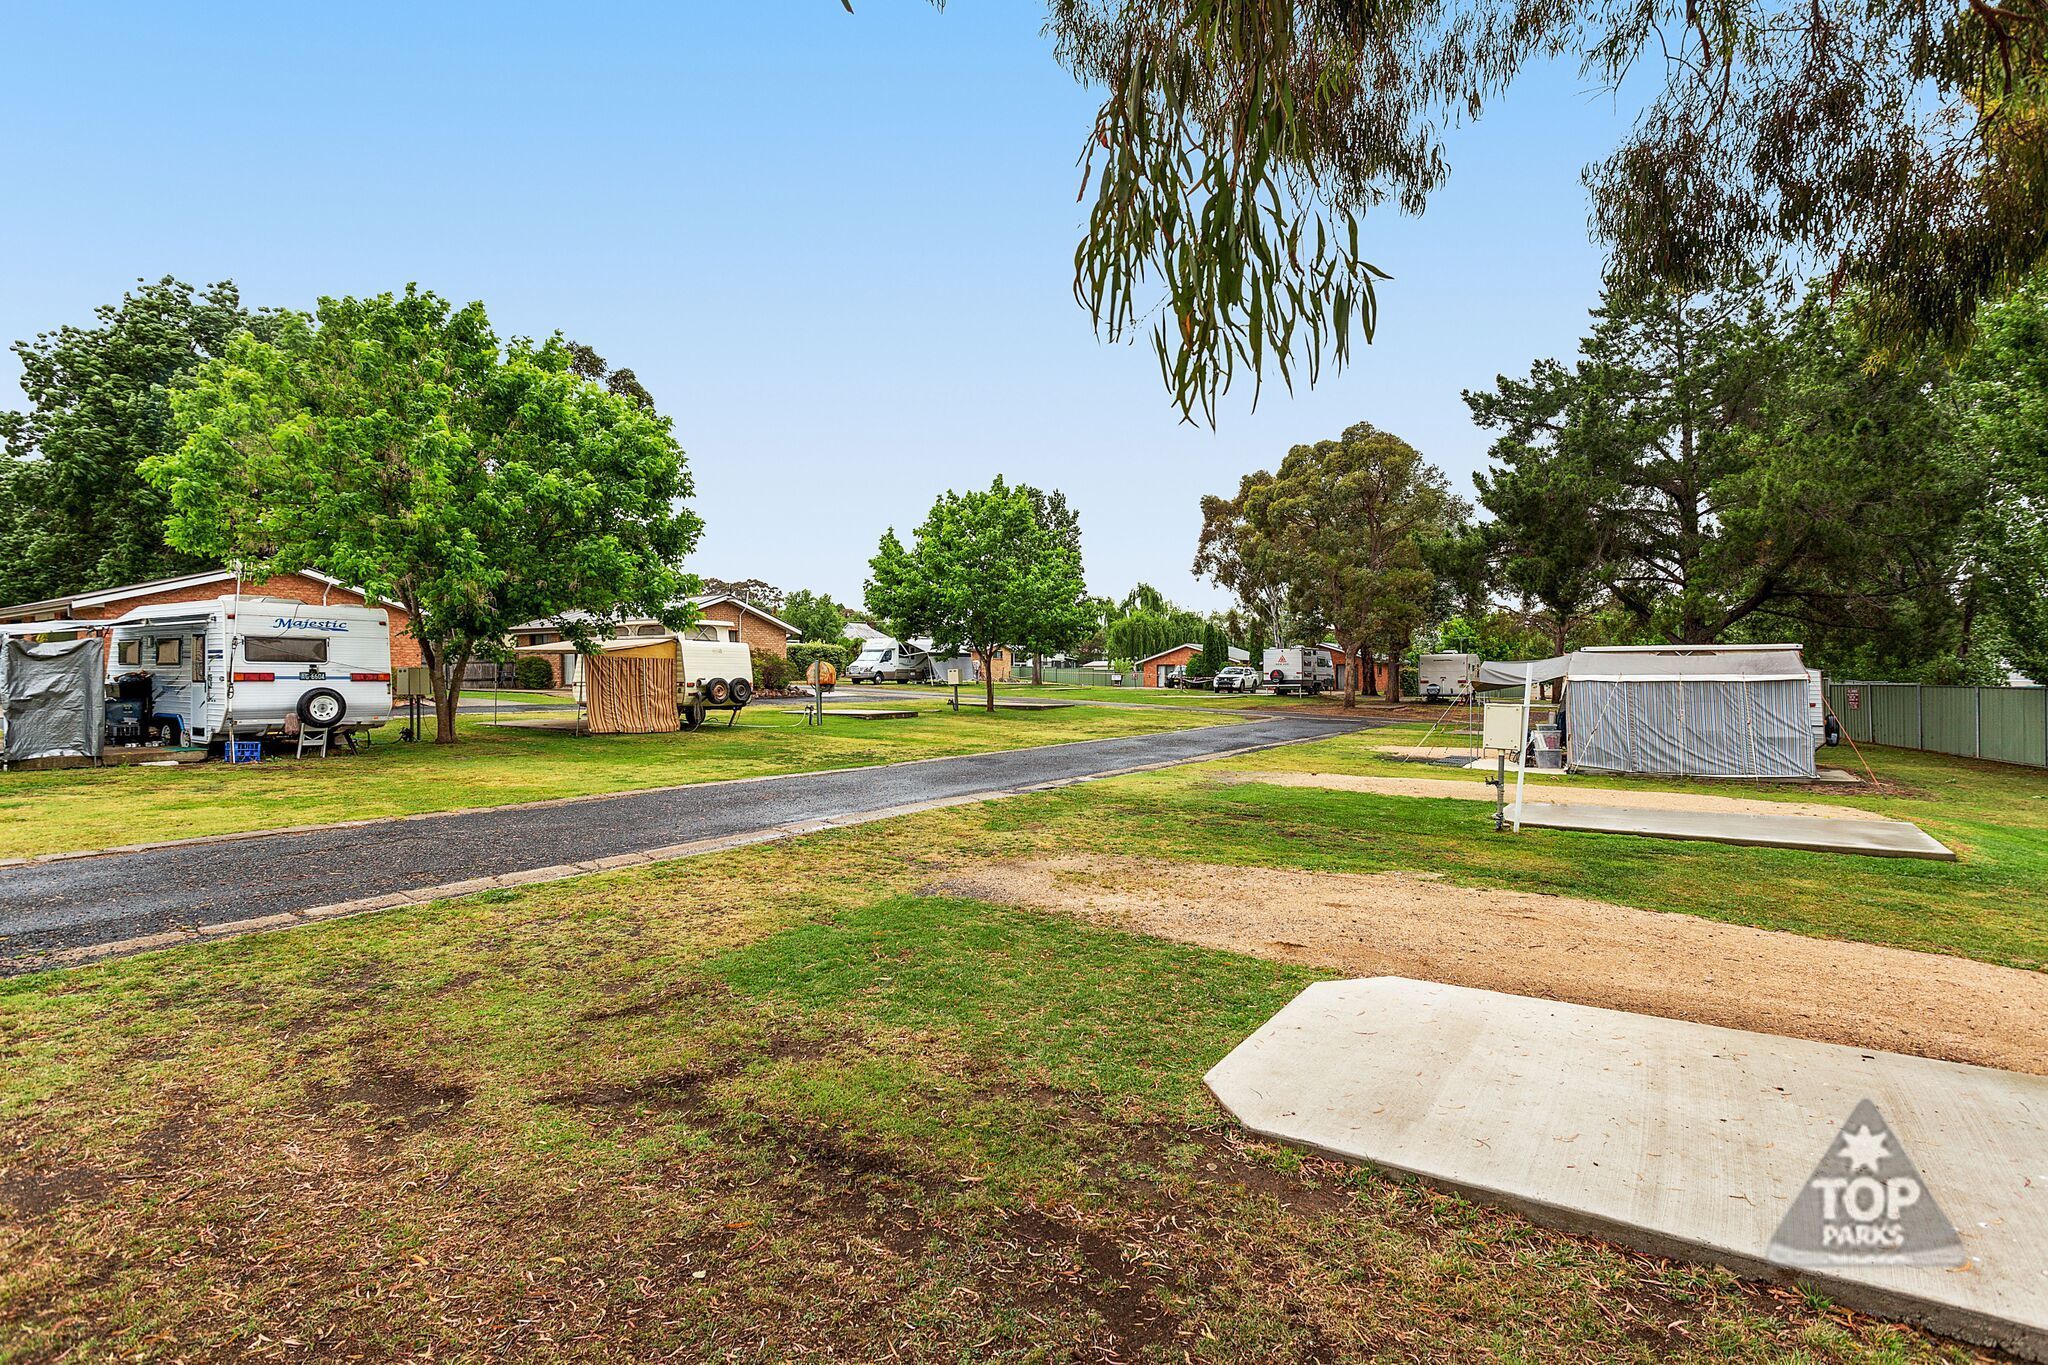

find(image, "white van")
[1261,646,1336,695]
[105,595,394,746]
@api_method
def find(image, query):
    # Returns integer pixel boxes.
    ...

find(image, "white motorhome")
[1261,646,1337,695]
[105,595,394,746]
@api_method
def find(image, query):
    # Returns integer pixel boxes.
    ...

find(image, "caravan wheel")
[727,677,753,706]
[704,677,731,704]
[297,688,347,728]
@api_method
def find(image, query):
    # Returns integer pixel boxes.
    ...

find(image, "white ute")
[105,595,394,747]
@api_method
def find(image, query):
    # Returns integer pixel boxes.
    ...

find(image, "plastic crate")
[224,739,263,765]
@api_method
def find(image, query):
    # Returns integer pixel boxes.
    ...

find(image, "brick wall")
[1140,646,1199,688]
[73,572,424,667]
[694,603,790,656]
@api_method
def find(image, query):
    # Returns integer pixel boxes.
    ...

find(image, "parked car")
[1213,665,1262,693]
[1262,646,1337,696]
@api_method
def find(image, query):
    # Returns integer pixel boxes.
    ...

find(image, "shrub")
[787,641,853,672]
[513,656,556,690]
[754,654,801,691]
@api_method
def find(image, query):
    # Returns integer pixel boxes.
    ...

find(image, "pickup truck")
[1212,665,1262,693]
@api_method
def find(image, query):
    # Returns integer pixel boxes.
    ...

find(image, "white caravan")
[105,595,394,746]
[1261,646,1337,695]
[1419,652,1480,701]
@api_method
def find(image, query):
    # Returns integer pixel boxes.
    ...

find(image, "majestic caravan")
[102,595,394,747]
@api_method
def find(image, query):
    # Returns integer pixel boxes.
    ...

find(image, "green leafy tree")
[865,477,1092,711]
[780,588,851,649]
[1015,485,1091,682]
[1198,621,1231,677]
[0,277,285,603]
[1230,422,1459,707]
[149,286,701,742]
[700,577,786,614]
[1468,278,1977,668]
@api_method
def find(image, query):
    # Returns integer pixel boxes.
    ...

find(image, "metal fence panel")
[1921,686,1979,757]
[1826,680,2047,768]
[1980,687,2048,767]
[1868,684,1923,749]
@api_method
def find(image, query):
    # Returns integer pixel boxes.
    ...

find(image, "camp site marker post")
[1513,662,1533,833]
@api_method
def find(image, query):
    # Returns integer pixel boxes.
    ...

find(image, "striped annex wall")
[1827,682,2048,768]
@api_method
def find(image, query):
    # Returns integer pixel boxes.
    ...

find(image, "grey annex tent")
[1563,646,1815,779]
[2,634,105,765]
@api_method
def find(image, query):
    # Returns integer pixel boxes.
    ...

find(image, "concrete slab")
[1207,978,2048,1360]
[1508,800,1955,859]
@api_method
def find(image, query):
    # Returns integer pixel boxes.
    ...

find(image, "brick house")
[0,568,423,666]
[1134,643,1250,688]
[510,595,800,687]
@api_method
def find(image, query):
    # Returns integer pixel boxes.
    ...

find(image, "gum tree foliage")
[0,277,286,602]
[150,286,701,743]
[866,477,1094,710]
[1198,620,1232,676]
[879,2,2048,417]
[1228,421,1461,706]
[700,577,786,613]
[1467,276,1978,664]
[1950,273,2048,682]
[1195,472,1293,642]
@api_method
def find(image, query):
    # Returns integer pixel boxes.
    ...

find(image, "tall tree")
[150,286,701,742]
[1229,422,1457,707]
[699,578,785,613]
[1195,473,1292,642]
[1015,484,1091,682]
[1468,278,1973,657]
[1950,272,2048,682]
[865,477,1092,711]
[0,277,283,603]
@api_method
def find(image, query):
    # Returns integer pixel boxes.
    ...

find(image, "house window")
[117,639,142,667]
[244,636,328,664]
[728,629,740,642]
[154,637,183,667]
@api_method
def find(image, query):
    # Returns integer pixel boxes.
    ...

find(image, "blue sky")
[0,3,1642,611]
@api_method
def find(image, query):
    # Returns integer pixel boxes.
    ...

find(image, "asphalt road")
[1,713,1370,969]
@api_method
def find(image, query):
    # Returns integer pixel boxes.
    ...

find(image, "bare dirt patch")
[940,855,2048,1075]
[1234,770,1885,821]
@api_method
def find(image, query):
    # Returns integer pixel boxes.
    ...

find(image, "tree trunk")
[432,648,471,744]
[1033,651,1043,686]
[1340,640,1359,708]
[1384,639,1404,703]
[1359,645,1380,698]
[979,648,996,712]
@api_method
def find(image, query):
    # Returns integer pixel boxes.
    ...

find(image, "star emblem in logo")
[1837,1124,1891,1173]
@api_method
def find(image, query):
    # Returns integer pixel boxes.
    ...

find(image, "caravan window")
[191,635,206,682]
[244,635,328,664]
[117,639,142,667]
[154,637,183,667]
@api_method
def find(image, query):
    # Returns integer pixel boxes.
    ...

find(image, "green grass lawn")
[458,688,573,705]
[0,734,2028,1360]
[0,702,1227,861]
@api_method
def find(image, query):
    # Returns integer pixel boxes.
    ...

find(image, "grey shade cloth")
[1475,655,1571,689]
[2,635,105,763]
[1568,675,1815,778]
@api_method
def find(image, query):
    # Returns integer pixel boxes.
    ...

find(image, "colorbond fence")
[1827,681,2048,768]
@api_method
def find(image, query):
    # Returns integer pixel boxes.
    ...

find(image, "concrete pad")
[1510,801,1954,860]
[1207,978,2048,1359]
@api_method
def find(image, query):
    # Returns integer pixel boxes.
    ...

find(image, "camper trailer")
[1262,646,1337,695]
[104,596,394,747]
[1419,652,1480,702]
